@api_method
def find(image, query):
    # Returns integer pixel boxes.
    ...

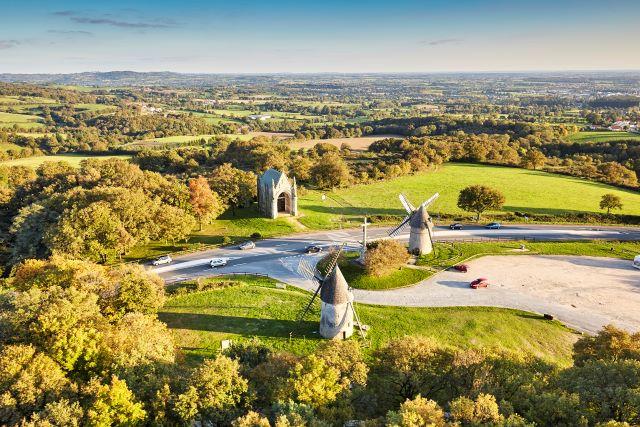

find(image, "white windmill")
[297,244,365,339]
[388,193,439,255]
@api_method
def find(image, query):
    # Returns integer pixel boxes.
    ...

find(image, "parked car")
[238,240,256,250]
[305,245,323,254]
[449,223,464,230]
[634,255,640,270]
[452,264,468,272]
[152,255,172,266]
[485,222,501,229]
[470,278,489,289]
[210,258,228,268]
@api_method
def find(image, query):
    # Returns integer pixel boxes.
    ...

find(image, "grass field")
[0,112,45,129]
[0,141,23,152]
[127,132,292,148]
[567,131,640,144]
[297,163,640,228]
[417,240,640,268]
[0,154,131,168]
[159,275,578,365]
[74,103,117,112]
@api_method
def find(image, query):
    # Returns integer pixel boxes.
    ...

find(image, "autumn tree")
[457,185,505,221]
[189,175,222,230]
[599,193,623,214]
[364,239,409,277]
[386,395,446,427]
[208,163,257,214]
[309,153,351,189]
[521,149,547,170]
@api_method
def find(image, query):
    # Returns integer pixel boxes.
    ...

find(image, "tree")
[599,194,623,214]
[107,264,166,316]
[287,355,346,409]
[231,411,271,427]
[449,394,502,424]
[309,153,351,189]
[521,150,547,170]
[208,163,257,214]
[178,356,248,424]
[386,395,446,427]
[573,324,640,366]
[0,344,71,425]
[84,376,147,426]
[189,176,222,230]
[457,185,505,221]
[364,240,408,277]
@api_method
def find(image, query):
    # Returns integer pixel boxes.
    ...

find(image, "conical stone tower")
[319,265,354,339]
[408,205,433,255]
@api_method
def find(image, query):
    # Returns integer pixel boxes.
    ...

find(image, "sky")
[1,0,639,74]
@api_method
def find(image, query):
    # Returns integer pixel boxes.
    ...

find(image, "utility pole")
[359,216,368,263]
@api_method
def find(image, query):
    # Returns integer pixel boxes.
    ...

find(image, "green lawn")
[159,276,578,365]
[320,251,432,290]
[297,163,640,228]
[0,112,45,129]
[0,154,131,168]
[567,131,640,144]
[74,103,117,112]
[416,240,640,268]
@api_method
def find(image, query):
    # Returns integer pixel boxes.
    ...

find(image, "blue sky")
[1,0,639,73]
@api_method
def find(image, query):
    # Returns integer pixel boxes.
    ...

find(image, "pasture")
[297,163,640,228]
[0,111,45,129]
[567,131,640,144]
[159,275,577,364]
[0,154,131,168]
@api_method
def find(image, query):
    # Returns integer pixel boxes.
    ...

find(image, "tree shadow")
[158,312,319,339]
[502,205,589,215]
[301,204,405,216]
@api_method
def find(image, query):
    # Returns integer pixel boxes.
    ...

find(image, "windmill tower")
[389,193,439,255]
[297,245,365,339]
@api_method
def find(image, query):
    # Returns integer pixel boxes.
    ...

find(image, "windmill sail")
[419,192,440,209]
[399,193,415,214]
[388,215,411,237]
[298,243,346,321]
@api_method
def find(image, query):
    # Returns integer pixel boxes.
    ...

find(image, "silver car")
[210,258,228,268]
[152,255,172,266]
[238,241,256,250]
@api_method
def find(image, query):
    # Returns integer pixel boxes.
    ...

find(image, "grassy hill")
[159,276,578,366]
[297,163,640,228]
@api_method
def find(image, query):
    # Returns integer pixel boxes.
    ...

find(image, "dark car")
[449,223,464,230]
[305,245,323,254]
[470,278,489,289]
[485,222,501,230]
[453,264,468,272]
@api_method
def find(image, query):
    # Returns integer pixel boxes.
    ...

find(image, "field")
[0,154,131,168]
[297,163,640,228]
[0,141,23,152]
[158,275,578,365]
[0,111,45,129]
[289,134,402,151]
[567,131,640,144]
[127,131,293,148]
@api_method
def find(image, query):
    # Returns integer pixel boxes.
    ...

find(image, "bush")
[222,236,232,245]
[364,240,408,277]
[251,232,262,240]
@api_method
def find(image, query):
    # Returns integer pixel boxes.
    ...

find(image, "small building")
[319,265,354,340]
[247,114,271,121]
[609,120,631,131]
[257,168,298,219]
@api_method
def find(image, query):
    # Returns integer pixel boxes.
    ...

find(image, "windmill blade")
[420,192,440,209]
[298,279,323,321]
[388,215,411,237]
[398,193,415,214]
[323,242,346,276]
[297,258,324,282]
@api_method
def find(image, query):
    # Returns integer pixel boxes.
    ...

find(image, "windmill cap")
[320,265,352,304]
[410,205,430,229]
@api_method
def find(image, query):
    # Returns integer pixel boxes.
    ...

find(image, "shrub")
[251,232,262,239]
[364,240,408,277]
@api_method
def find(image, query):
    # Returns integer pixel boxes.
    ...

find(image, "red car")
[470,278,489,289]
[453,264,468,272]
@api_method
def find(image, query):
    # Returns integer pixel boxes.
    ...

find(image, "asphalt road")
[152,223,640,283]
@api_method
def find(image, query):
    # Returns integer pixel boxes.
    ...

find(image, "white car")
[238,241,256,250]
[633,255,640,270]
[210,258,228,268]
[152,255,172,266]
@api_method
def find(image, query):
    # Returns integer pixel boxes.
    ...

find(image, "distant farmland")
[1,154,131,168]
[567,131,640,144]
[0,111,45,129]
[289,134,403,150]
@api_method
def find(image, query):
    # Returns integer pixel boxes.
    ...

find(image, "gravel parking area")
[351,255,640,333]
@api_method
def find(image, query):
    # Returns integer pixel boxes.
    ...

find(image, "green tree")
[573,324,640,366]
[309,153,351,189]
[599,194,623,214]
[287,355,346,409]
[208,163,257,214]
[106,264,166,316]
[386,395,447,427]
[457,185,505,221]
[521,150,547,170]
[84,376,147,426]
